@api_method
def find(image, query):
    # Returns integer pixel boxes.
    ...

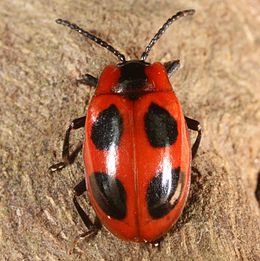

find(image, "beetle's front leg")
[76,74,98,87]
[164,60,180,78]
[49,116,86,172]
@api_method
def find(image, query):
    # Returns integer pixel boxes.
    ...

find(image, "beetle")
[50,9,201,243]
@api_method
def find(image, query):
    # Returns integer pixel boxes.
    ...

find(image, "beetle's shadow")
[255,171,260,207]
[170,164,207,234]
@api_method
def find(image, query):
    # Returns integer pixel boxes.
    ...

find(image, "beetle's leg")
[164,60,180,78]
[150,237,163,249]
[49,116,86,172]
[76,74,98,87]
[185,116,202,159]
[69,180,101,253]
[73,179,101,235]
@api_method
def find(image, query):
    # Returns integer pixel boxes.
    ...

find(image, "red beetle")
[50,9,201,243]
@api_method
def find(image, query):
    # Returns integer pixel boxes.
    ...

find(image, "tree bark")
[0,0,259,260]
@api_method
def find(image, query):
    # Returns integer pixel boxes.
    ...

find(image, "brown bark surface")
[1,0,259,260]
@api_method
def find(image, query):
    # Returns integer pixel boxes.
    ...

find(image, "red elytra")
[84,62,191,241]
[51,9,201,243]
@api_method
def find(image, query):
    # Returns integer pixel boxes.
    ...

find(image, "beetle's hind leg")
[76,74,98,87]
[49,116,86,172]
[185,116,202,159]
[73,179,101,234]
[164,60,180,78]
[69,179,101,253]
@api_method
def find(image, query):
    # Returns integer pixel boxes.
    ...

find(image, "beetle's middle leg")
[185,116,202,159]
[49,116,86,172]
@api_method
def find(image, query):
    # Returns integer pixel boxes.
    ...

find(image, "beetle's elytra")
[50,9,201,243]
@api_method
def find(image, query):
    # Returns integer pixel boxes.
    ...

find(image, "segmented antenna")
[141,9,195,61]
[56,19,126,62]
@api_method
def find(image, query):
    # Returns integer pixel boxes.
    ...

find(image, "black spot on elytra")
[147,167,181,219]
[90,172,126,220]
[145,103,178,147]
[91,105,123,150]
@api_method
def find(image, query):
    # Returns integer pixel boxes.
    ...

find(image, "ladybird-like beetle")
[50,9,201,242]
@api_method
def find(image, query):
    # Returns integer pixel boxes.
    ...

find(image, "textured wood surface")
[1,0,259,260]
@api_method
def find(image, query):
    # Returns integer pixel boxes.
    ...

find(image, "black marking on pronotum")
[90,172,127,220]
[91,104,123,150]
[147,167,181,219]
[115,60,149,100]
[145,103,178,147]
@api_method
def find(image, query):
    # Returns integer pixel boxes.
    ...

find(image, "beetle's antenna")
[56,19,126,62]
[140,9,195,61]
